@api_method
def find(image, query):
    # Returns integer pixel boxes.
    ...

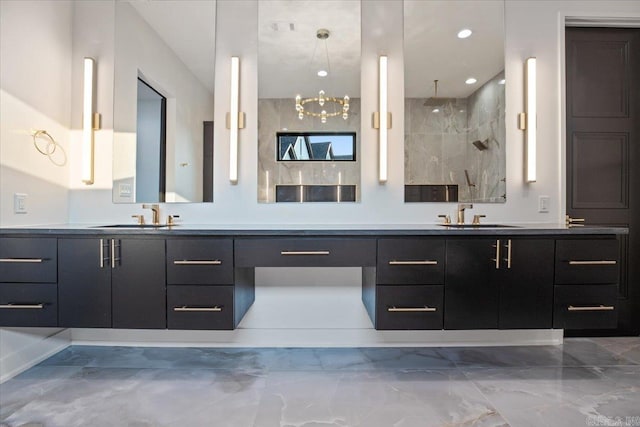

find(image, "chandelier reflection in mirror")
[295,29,349,124]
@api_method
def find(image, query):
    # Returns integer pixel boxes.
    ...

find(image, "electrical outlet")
[538,195,550,213]
[14,193,27,214]
[119,183,132,197]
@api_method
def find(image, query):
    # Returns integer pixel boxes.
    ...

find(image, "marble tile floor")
[1,338,639,427]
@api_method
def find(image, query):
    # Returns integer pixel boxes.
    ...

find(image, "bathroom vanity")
[0,225,627,332]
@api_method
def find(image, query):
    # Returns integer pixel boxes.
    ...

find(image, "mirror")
[257,0,361,203]
[404,0,505,203]
[113,1,215,203]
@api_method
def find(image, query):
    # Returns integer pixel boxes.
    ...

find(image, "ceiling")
[258,0,361,99]
[124,0,504,100]
[404,0,505,98]
[128,0,216,94]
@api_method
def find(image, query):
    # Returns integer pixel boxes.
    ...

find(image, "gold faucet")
[142,204,160,225]
[457,203,473,225]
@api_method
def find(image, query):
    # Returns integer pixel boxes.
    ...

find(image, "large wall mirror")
[404,0,505,203]
[257,0,361,203]
[113,1,216,203]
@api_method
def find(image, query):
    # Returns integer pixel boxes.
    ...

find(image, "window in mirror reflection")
[136,78,167,202]
[277,132,356,161]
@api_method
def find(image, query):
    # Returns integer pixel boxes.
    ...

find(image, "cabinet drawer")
[376,285,443,330]
[167,285,234,330]
[167,239,233,285]
[377,239,444,284]
[555,239,619,284]
[235,238,376,267]
[0,283,57,327]
[553,284,618,329]
[0,238,57,283]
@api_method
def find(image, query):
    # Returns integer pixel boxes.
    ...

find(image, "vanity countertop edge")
[0,224,629,236]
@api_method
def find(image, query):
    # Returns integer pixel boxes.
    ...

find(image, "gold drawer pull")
[388,260,438,266]
[173,306,222,312]
[174,260,222,265]
[0,303,44,309]
[280,251,330,256]
[387,306,437,313]
[568,305,615,312]
[0,258,43,263]
[568,260,617,265]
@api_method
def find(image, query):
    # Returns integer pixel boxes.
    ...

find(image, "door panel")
[566,27,640,334]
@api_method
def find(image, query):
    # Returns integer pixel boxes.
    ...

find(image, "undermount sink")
[438,224,519,228]
[91,224,169,229]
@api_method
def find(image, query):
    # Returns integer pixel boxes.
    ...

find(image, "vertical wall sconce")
[82,57,100,185]
[518,57,537,183]
[372,55,391,183]
[226,56,245,184]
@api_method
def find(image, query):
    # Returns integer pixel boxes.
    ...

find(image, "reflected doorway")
[136,78,167,202]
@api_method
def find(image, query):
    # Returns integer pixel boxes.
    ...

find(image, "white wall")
[0,0,74,382]
[0,0,73,226]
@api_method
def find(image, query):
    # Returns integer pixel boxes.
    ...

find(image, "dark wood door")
[444,239,498,329]
[112,238,166,329]
[58,238,111,327]
[497,239,554,329]
[566,28,640,334]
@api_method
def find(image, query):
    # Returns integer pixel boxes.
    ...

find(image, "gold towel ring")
[32,130,67,166]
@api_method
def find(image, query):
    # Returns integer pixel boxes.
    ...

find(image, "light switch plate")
[14,193,27,214]
[538,195,550,213]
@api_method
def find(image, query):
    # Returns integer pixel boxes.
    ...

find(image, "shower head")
[423,79,454,107]
[472,139,489,151]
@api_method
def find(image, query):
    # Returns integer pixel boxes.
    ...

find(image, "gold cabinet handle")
[503,239,512,269]
[0,258,43,263]
[0,303,44,309]
[173,306,222,312]
[566,215,585,227]
[568,260,617,265]
[110,239,121,269]
[568,305,615,312]
[280,251,330,256]
[173,260,222,265]
[387,306,437,312]
[388,260,438,266]
[491,239,501,269]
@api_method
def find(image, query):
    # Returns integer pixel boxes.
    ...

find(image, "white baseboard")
[70,328,564,348]
[0,328,71,383]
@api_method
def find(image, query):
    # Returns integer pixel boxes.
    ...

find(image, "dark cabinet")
[0,237,58,327]
[59,238,111,327]
[370,239,445,330]
[444,238,554,330]
[553,238,620,330]
[496,239,554,329]
[166,239,254,330]
[112,238,165,329]
[445,239,499,329]
[59,237,166,329]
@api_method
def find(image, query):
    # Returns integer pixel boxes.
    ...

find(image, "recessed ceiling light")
[457,29,472,39]
[465,78,477,85]
[432,108,440,113]
[317,70,328,77]
[498,79,506,85]
[282,128,288,131]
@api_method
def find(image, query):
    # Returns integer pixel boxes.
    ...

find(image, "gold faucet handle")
[472,214,486,225]
[437,215,451,225]
[167,215,180,226]
[131,214,145,225]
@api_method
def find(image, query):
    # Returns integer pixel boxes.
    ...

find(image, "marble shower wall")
[258,98,361,203]
[405,72,506,203]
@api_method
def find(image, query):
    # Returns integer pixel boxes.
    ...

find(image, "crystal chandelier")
[295,29,349,124]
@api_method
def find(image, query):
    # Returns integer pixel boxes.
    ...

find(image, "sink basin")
[91,224,168,229]
[439,224,519,228]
